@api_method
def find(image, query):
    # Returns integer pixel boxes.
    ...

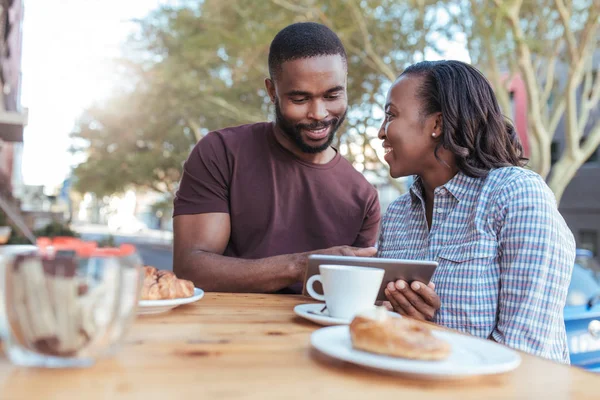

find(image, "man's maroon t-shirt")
[174,122,380,260]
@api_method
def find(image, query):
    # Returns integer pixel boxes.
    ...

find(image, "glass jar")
[0,239,143,368]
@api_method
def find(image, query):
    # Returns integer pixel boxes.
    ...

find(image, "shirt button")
[436,208,444,214]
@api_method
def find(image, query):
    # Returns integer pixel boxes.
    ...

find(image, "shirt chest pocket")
[434,240,499,334]
[436,240,498,279]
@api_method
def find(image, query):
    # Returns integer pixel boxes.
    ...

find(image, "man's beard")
[275,100,347,154]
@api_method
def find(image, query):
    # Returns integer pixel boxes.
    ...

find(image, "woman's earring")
[431,133,436,138]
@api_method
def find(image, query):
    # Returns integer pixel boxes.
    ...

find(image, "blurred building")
[17,184,66,230]
[0,0,27,203]
[0,1,60,232]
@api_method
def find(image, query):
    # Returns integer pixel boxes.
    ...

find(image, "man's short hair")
[268,22,347,79]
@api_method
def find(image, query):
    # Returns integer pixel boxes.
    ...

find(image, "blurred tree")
[71,0,447,197]
[451,0,600,202]
[70,87,197,197]
[72,0,599,204]
[34,221,80,239]
[97,234,117,248]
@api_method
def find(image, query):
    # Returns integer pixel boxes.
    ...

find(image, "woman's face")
[378,75,439,179]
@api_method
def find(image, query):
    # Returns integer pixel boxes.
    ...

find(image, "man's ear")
[265,78,276,103]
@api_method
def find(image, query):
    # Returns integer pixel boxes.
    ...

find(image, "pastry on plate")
[349,307,451,361]
[140,266,195,300]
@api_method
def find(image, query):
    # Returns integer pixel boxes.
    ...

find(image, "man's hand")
[175,212,377,292]
[315,245,378,258]
[292,245,377,281]
[384,280,440,321]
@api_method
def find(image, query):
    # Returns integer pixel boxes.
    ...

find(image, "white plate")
[311,325,521,379]
[294,303,400,326]
[137,288,205,315]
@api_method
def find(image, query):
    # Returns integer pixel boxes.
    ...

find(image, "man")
[173,22,380,293]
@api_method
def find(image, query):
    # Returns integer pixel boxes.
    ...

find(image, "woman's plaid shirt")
[378,167,575,363]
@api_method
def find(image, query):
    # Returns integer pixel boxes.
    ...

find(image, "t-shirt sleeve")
[352,189,381,247]
[173,132,231,217]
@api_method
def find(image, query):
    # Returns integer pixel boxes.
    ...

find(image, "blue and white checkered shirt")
[378,167,575,363]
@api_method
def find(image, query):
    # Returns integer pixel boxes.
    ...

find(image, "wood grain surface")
[1,293,598,399]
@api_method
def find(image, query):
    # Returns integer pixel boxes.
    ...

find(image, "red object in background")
[503,74,530,157]
[36,237,138,258]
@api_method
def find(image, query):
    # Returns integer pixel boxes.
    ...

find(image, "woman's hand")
[384,280,440,321]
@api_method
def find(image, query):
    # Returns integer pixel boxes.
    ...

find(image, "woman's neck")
[418,165,458,232]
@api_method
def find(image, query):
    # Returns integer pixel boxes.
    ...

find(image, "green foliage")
[5,235,30,245]
[70,89,196,197]
[0,212,79,244]
[71,0,598,200]
[0,211,27,244]
[34,221,80,239]
[71,0,446,196]
[97,235,117,248]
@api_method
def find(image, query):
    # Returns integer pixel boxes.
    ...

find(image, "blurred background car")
[565,249,600,372]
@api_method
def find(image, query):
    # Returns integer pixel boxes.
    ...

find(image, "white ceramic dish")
[137,288,204,315]
[311,325,521,379]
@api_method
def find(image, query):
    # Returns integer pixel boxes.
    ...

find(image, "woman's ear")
[432,112,443,137]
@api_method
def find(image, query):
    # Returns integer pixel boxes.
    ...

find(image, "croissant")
[143,266,158,287]
[140,266,195,300]
[349,308,451,361]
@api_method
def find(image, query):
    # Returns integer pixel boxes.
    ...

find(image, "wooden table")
[0,293,599,399]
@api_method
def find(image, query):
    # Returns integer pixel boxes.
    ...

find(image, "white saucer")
[294,303,399,326]
[137,288,204,315]
[294,303,351,326]
[311,325,522,379]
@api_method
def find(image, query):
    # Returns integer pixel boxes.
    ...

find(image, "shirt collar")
[443,172,483,201]
[409,176,426,203]
[409,172,483,202]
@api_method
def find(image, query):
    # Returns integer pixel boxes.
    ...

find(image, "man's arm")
[173,213,377,293]
[352,190,381,247]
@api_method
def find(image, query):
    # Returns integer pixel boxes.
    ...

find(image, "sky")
[20,0,168,188]
[19,1,469,190]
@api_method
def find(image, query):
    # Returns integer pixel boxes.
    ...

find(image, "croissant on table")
[141,266,195,300]
[349,307,451,361]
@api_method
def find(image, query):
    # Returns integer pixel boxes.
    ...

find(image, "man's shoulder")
[201,122,272,150]
[213,122,271,138]
[334,157,378,195]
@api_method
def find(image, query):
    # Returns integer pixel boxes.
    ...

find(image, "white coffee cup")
[306,264,385,320]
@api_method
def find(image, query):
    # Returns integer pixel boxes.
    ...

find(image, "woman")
[377,60,575,363]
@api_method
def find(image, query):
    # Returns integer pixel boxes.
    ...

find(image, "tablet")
[302,254,438,301]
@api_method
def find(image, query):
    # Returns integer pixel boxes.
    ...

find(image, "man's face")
[267,54,348,154]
